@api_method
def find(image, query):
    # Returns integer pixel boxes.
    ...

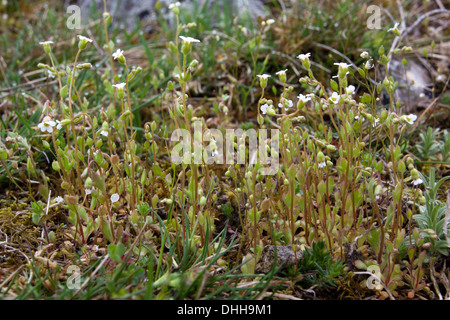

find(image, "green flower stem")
[119,97,136,211]
[68,48,83,193]
[102,0,117,89]
[51,131,70,184]
[124,63,136,212]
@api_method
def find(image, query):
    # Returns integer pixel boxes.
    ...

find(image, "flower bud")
[103,12,112,24]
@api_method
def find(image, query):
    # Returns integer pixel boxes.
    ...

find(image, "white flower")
[100,130,108,137]
[47,70,55,79]
[403,114,417,125]
[345,85,356,95]
[329,92,341,104]
[38,116,57,133]
[111,193,120,203]
[265,19,275,25]
[318,161,327,168]
[85,188,93,195]
[276,69,287,76]
[278,98,293,109]
[365,60,374,70]
[412,178,423,186]
[169,2,181,9]
[388,22,400,33]
[297,94,311,104]
[179,36,200,43]
[360,51,369,59]
[297,53,311,61]
[332,72,349,79]
[56,120,62,130]
[372,118,379,127]
[334,62,351,69]
[260,103,269,114]
[39,40,54,45]
[112,49,124,60]
[256,74,271,80]
[113,82,126,90]
[77,35,93,43]
[55,196,64,204]
[175,72,185,81]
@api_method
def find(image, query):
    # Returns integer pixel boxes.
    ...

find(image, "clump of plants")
[0,0,449,300]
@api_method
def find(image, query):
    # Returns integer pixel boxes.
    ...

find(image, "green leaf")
[108,243,126,263]
[330,79,339,92]
[92,171,106,193]
[152,165,163,177]
[60,85,68,98]
[361,93,371,104]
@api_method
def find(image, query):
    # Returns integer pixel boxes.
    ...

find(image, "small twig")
[272,292,303,300]
[313,42,376,85]
[387,8,450,72]
[397,0,406,32]
[0,80,58,100]
[435,0,445,10]
[430,260,443,300]
[73,254,109,297]
[0,265,24,290]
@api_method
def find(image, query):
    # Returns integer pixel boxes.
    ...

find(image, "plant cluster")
[0,0,449,300]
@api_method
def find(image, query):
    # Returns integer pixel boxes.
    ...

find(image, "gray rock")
[255,245,303,274]
[383,57,433,112]
[72,0,269,32]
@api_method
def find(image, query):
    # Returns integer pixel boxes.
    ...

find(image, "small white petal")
[77,35,93,42]
[113,82,126,90]
[388,22,400,32]
[297,94,311,103]
[260,104,269,114]
[346,85,356,95]
[297,53,311,60]
[256,74,271,79]
[179,36,200,43]
[334,62,351,69]
[318,161,327,168]
[404,114,417,125]
[112,49,124,60]
[38,123,46,132]
[111,193,120,203]
[169,2,181,9]
[329,92,341,104]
